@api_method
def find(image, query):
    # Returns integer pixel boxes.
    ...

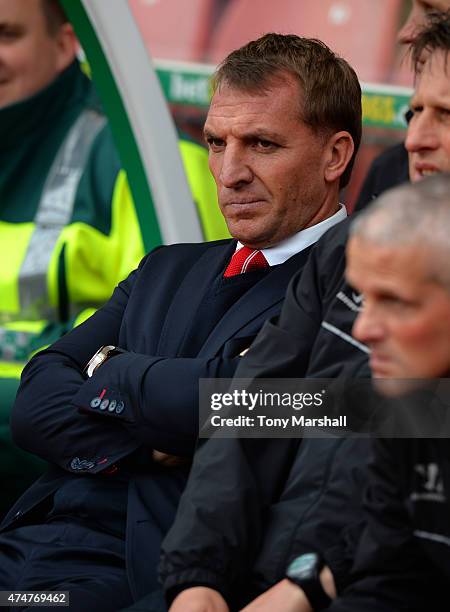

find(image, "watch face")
[84,345,117,377]
[286,553,331,612]
[288,553,318,579]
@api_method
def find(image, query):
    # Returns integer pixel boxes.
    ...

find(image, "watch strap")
[84,345,123,378]
[291,575,332,611]
[286,554,332,611]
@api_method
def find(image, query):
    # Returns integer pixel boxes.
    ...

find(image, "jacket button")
[13,510,22,520]
[99,399,109,410]
[90,397,101,408]
[108,399,117,412]
[115,401,125,414]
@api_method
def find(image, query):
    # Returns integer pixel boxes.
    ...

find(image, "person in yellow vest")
[0,0,227,514]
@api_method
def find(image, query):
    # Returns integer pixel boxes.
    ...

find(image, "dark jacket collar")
[0,61,94,151]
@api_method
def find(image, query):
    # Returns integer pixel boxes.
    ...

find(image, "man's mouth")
[369,354,395,378]
[418,169,439,178]
[223,199,263,206]
[414,164,440,179]
[222,200,266,216]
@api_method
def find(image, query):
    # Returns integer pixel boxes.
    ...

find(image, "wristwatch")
[286,553,332,611]
[84,345,123,378]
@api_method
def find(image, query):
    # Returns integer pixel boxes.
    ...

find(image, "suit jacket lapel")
[156,240,236,355]
[199,247,312,357]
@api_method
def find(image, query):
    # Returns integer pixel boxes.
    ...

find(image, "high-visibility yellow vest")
[0,78,228,380]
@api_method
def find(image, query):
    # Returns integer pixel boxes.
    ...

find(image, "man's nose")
[352,305,384,346]
[405,111,439,153]
[219,146,253,188]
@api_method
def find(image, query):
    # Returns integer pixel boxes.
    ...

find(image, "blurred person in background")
[354,0,450,211]
[0,0,224,515]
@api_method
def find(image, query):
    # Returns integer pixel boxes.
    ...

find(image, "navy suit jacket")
[2,239,311,599]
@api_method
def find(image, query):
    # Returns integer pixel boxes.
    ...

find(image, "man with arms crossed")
[0,34,360,611]
[160,14,450,612]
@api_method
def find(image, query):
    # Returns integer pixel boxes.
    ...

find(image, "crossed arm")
[11,257,240,475]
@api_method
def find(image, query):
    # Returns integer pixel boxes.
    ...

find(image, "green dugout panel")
[61,0,204,250]
[155,58,412,131]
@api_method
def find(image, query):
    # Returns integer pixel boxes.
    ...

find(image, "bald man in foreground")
[328,174,450,612]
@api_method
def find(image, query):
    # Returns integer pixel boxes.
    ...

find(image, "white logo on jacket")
[411,463,445,502]
[336,290,364,313]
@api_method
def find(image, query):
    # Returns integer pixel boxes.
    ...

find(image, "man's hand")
[169,587,229,612]
[152,449,189,467]
[240,579,312,612]
[240,566,336,611]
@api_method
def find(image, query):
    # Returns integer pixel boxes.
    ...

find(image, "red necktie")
[224,246,269,277]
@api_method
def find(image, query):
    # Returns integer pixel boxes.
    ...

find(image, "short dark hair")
[213,33,362,188]
[40,0,68,35]
[412,10,450,73]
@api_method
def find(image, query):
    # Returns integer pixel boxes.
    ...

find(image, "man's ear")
[55,23,78,73]
[324,131,355,184]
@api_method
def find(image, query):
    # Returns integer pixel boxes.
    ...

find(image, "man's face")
[0,0,66,107]
[347,236,450,381]
[204,74,337,249]
[398,0,450,45]
[406,51,450,182]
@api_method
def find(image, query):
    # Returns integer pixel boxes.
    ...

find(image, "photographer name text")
[209,414,347,429]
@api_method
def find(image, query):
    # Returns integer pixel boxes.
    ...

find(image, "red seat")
[207,0,403,83]
[129,0,216,62]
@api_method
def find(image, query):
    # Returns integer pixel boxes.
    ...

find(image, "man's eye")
[255,139,276,150]
[404,109,414,124]
[407,106,423,123]
[378,294,408,309]
[0,29,20,40]
[438,108,450,120]
[206,137,225,150]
